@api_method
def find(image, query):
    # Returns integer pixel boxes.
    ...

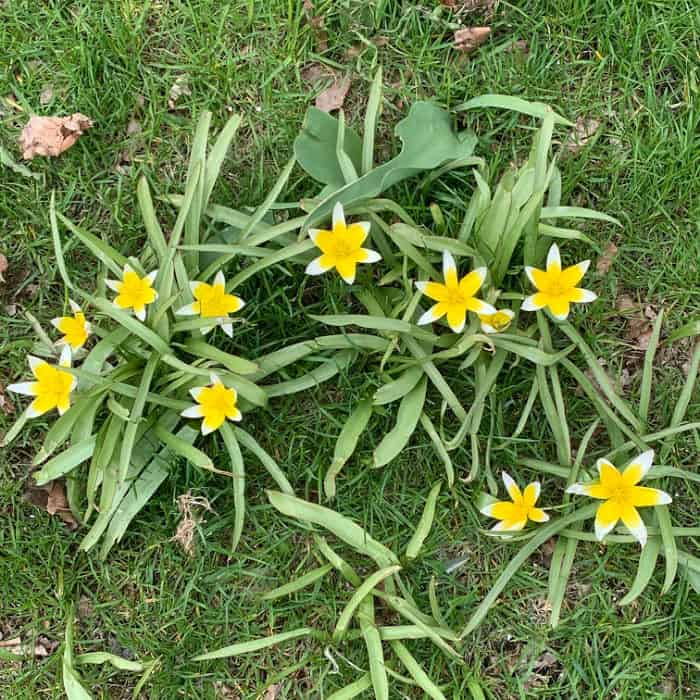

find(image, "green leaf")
[539,206,621,226]
[34,437,97,485]
[261,564,333,601]
[220,422,246,552]
[358,597,388,700]
[311,313,437,343]
[152,424,212,470]
[373,377,427,468]
[193,627,313,661]
[390,641,447,700]
[203,113,243,206]
[63,613,92,700]
[294,107,363,187]
[373,366,424,406]
[264,349,356,398]
[183,339,259,375]
[50,192,74,291]
[302,102,477,226]
[75,652,144,672]
[454,94,573,126]
[333,565,402,641]
[405,481,441,560]
[234,427,294,495]
[325,399,373,500]
[656,505,677,595]
[362,67,383,175]
[327,674,372,700]
[419,413,454,486]
[618,537,662,606]
[667,320,700,343]
[267,491,398,567]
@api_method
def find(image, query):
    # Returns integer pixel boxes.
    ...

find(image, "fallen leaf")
[596,241,618,273]
[0,635,58,658]
[168,76,191,110]
[0,253,7,282]
[39,85,54,105]
[454,27,491,53]
[624,305,657,351]
[24,480,78,529]
[565,116,600,155]
[615,294,636,312]
[301,63,326,84]
[261,684,282,700]
[78,595,93,619]
[315,77,351,112]
[19,113,93,160]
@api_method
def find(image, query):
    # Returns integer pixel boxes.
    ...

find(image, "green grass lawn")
[1,1,699,698]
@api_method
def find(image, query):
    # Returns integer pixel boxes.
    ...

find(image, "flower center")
[445,288,466,307]
[609,484,632,504]
[330,238,357,260]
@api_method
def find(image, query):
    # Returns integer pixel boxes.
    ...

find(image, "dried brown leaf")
[19,113,93,160]
[39,85,54,106]
[168,76,191,110]
[261,684,282,700]
[24,480,78,529]
[565,116,600,155]
[596,241,618,273]
[0,252,7,282]
[315,78,351,112]
[0,635,58,658]
[454,27,491,53]
[172,492,214,557]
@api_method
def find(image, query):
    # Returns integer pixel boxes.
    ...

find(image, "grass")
[1,0,699,697]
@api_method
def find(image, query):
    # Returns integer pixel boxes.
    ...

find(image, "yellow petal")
[629,486,671,507]
[595,499,622,540]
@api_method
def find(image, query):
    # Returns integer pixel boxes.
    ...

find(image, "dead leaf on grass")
[19,113,92,160]
[168,76,191,110]
[0,252,7,282]
[615,294,636,312]
[24,480,78,529]
[39,85,54,106]
[565,116,601,155]
[0,635,58,658]
[625,305,657,351]
[315,77,351,112]
[260,684,282,700]
[454,27,491,53]
[596,241,619,273]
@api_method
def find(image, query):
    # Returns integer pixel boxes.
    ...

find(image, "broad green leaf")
[327,674,372,700]
[267,491,398,567]
[34,437,97,485]
[75,652,144,672]
[333,565,401,641]
[390,641,447,700]
[358,596,388,700]
[325,399,373,500]
[405,482,441,560]
[235,427,294,495]
[618,537,662,606]
[454,94,573,126]
[261,564,333,601]
[540,205,621,226]
[183,339,259,375]
[220,422,246,552]
[362,67,383,175]
[264,349,356,398]
[63,613,92,700]
[656,505,677,595]
[667,320,700,343]
[373,366,424,406]
[373,376,427,468]
[311,313,437,343]
[193,627,313,661]
[302,102,477,226]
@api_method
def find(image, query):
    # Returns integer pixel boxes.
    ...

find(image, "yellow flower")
[522,243,596,320]
[7,346,76,418]
[478,308,514,334]
[305,202,381,284]
[566,450,671,547]
[51,299,92,350]
[480,472,549,531]
[175,271,244,337]
[415,250,495,333]
[106,264,158,321]
[180,373,242,435]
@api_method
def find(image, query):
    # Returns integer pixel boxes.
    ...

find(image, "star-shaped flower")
[480,472,549,531]
[51,299,92,350]
[7,345,76,418]
[415,250,495,333]
[566,450,671,547]
[106,264,158,321]
[478,308,514,334]
[305,202,381,284]
[180,373,242,435]
[175,271,245,337]
[521,243,596,320]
